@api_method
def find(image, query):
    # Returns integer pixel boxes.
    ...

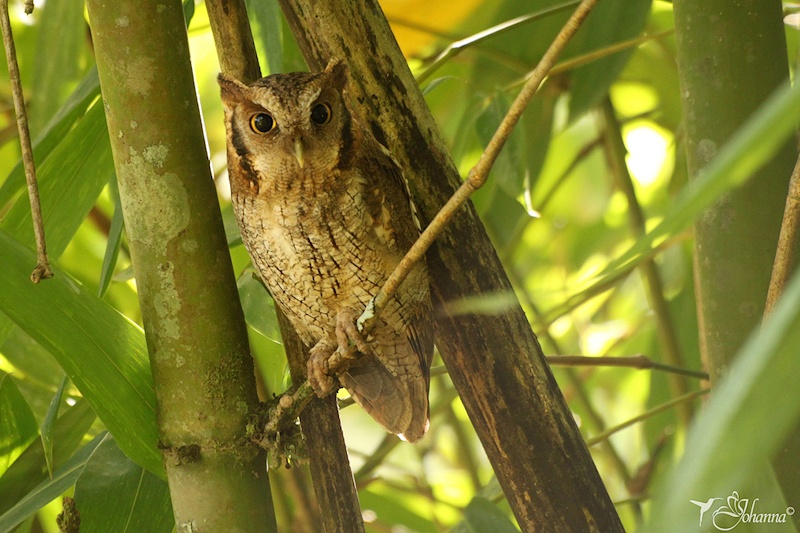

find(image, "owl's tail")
[340,358,429,442]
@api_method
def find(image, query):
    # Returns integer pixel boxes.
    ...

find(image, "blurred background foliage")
[1,0,800,531]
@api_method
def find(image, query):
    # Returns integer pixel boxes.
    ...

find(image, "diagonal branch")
[272,0,602,432]
[0,0,52,283]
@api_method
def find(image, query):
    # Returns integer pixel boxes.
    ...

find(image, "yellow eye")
[250,113,275,133]
[311,103,331,125]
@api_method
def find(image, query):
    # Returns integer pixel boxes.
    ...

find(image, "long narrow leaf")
[0,375,38,477]
[40,376,69,479]
[552,78,800,320]
[74,434,172,533]
[0,230,160,475]
[0,431,104,532]
[643,269,800,532]
[0,400,95,515]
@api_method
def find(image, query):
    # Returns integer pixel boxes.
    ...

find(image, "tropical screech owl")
[218,60,434,442]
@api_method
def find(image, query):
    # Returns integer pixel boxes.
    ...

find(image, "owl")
[218,60,434,442]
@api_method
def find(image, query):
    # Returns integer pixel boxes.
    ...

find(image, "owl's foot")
[307,308,372,398]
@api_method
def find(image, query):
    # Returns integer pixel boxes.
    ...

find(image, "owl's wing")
[367,140,425,246]
[352,138,435,442]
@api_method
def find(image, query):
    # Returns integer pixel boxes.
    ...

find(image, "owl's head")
[219,60,354,184]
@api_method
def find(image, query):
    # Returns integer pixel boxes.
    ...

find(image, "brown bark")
[205,1,366,530]
[278,312,365,533]
[276,1,623,530]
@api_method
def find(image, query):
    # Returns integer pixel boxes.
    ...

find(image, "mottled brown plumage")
[219,61,434,442]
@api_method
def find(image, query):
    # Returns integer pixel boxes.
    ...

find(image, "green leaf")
[237,271,280,342]
[567,0,652,120]
[0,230,161,476]
[0,375,39,477]
[0,68,101,208]
[74,434,173,533]
[41,375,69,479]
[453,496,520,533]
[246,0,283,74]
[553,78,800,322]
[29,0,88,135]
[0,99,113,255]
[0,399,95,516]
[98,194,125,297]
[0,430,103,532]
[359,489,436,533]
[643,269,800,532]
[421,76,458,96]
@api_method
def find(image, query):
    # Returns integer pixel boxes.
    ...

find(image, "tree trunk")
[673,0,799,521]
[277,1,623,530]
[85,0,276,530]
[205,0,366,529]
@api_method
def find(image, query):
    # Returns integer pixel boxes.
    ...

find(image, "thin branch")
[600,97,692,426]
[545,355,709,380]
[355,0,601,332]
[428,354,709,381]
[0,0,52,282]
[549,29,674,77]
[586,389,709,447]
[415,0,581,84]
[267,0,602,433]
[764,152,800,317]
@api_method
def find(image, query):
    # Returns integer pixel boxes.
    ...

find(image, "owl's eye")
[250,113,276,133]
[311,103,332,125]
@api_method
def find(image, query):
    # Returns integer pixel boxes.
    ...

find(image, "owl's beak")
[293,139,305,169]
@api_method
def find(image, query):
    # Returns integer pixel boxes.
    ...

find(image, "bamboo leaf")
[551,78,800,322]
[643,269,800,532]
[98,194,125,297]
[0,100,113,255]
[0,400,95,515]
[0,430,103,532]
[29,0,88,134]
[453,496,520,533]
[0,68,101,208]
[245,0,283,74]
[0,375,38,478]
[0,230,161,476]
[74,434,172,533]
[40,375,69,479]
[567,0,652,120]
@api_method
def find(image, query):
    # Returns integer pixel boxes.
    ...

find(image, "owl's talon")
[308,340,337,397]
[336,308,371,359]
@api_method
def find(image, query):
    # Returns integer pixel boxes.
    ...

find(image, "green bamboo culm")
[673,0,799,522]
[84,0,277,530]
[674,0,793,378]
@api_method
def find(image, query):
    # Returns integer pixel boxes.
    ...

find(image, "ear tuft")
[324,59,348,90]
[218,73,249,105]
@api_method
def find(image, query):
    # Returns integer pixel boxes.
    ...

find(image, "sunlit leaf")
[0,430,103,532]
[74,434,173,533]
[643,269,800,532]
[0,100,113,255]
[453,496,520,533]
[0,400,95,516]
[0,375,38,477]
[246,0,284,74]
[0,231,160,476]
[359,489,436,533]
[29,0,88,135]
[41,375,69,478]
[551,78,800,322]
[0,68,101,209]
